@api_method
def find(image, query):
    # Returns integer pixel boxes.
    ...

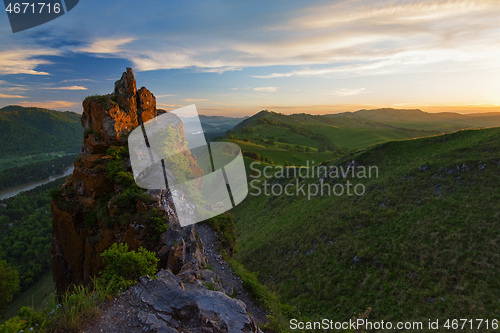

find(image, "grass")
[1,272,55,323]
[300,125,436,150]
[230,127,500,329]
[231,110,453,151]
[0,244,158,332]
[223,254,294,332]
[232,140,340,166]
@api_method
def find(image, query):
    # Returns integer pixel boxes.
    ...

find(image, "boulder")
[131,270,262,333]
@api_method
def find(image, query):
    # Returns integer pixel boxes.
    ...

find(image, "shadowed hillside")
[0,106,82,157]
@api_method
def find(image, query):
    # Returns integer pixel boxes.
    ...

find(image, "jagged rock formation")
[51,68,203,294]
[51,69,263,333]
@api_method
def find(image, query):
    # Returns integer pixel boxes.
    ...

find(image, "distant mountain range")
[230,108,500,150]
[2,105,499,158]
[326,108,500,131]
[0,105,82,157]
[182,115,248,141]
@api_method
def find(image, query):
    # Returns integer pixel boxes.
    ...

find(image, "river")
[0,166,74,200]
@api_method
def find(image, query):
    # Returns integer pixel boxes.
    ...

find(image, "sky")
[0,0,500,117]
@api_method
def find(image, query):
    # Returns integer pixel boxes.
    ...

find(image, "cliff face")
[51,68,204,295]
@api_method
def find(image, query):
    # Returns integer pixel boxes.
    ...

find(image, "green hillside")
[0,105,82,157]
[231,126,500,327]
[229,109,500,152]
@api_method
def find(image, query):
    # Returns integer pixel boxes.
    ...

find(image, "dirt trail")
[196,223,269,326]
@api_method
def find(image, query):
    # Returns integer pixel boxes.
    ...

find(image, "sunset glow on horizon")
[1,0,499,117]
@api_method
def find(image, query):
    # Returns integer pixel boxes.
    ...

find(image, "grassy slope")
[1,272,55,322]
[299,124,436,150]
[232,111,442,151]
[235,140,339,166]
[231,127,500,326]
[0,105,82,157]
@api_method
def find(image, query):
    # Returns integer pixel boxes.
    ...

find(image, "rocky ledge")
[82,269,262,333]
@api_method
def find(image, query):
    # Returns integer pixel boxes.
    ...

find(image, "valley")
[1,96,500,332]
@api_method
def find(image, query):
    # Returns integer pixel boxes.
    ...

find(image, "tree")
[0,259,20,310]
[318,146,327,153]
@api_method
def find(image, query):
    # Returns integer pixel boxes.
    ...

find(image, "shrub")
[84,211,98,227]
[130,208,169,240]
[0,306,47,333]
[105,147,137,188]
[0,260,19,310]
[92,131,102,141]
[83,128,93,139]
[110,188,156,213]
[98,243,159,294]
[48,187,63,201]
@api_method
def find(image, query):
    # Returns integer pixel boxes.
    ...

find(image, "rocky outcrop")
[51,68,203,295]
[51,68,263,332]
[82,269,262,333]
[133,270,262,333]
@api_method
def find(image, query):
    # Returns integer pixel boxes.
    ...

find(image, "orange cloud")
[0,93,26,98]
[18,101,78,110]
[44,86,87,90]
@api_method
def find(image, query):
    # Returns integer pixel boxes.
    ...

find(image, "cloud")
[198,107,243,116]
[75,38,134,54]
[208,101,232,106]
[0,49,58,75]
[62,79,97,83]
[183,98,209,102]
[254,87,277,92]
[151,2,500,75]
[157,103,185,108]
[0,93,27,98]
[17,101,78,109]
[331,88,366,96]
[0,85,28,92]
[156,94,177,98]
[54,0,499,80]
[44,86,88,90]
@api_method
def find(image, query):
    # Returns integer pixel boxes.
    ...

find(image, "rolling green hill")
[229,109,500,152]
[231,126,500,327]
[0,105,82,157]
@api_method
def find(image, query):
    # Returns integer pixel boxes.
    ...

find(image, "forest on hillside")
[0,155,75,190]
[0,106,82,157]
[0,179,65,292]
